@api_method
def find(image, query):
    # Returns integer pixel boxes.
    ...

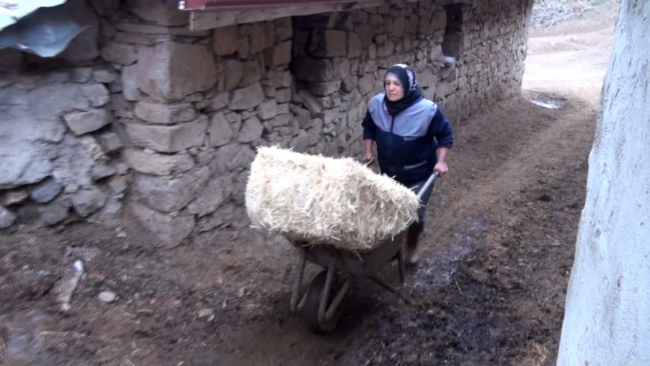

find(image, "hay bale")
[244,146,421,251]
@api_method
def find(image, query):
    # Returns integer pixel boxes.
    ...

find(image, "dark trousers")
[406,177,435,236]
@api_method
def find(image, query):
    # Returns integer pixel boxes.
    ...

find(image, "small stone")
[82,84,111,107]
[126,116,208,153]
[263,86,276,98]
[123,148,195,176]
[310,81,341,96]
[210,92,230,110]
[393,17,406,37]
[96,197,123,221]
[97,132,124,154]
[0,206,16,229]
[348,32,362,58]
[242,110,257,120]
[241,59,263,86]
[290,105,311,129]
[65,184,80,194]
[237,36,250,59]
[183,93,204,103]
[276,88,292,103]
[298,91,322,115]
[263,41,291,67]
[72,188,108,217]
[209,143,255,175]
[280,71,293,88]
[198,308,213,318]
[194,99,210,111]
[275,17,292,41]
[92,70,116,84]
[257,100,278,120]
[133,166,210,213]
[122,64,141,101]
[101,42,138,65]
[116,163,130,175]
[108,175,128,194]
[209,113,234,147]
[91,164,117,181]
[294,58,337,82]
[187,175,231,217]
[221,59,244,92]
[99,291,116,303]
[45,71,71,83]
[79,136,107,161]
[212,25,239,55]
[230,82,265,111]
[3,190,28,206]
[138,42,217,102]
[270,114,291,127]
[117,231,127,238]
[39,201,70,226]
[64,109,110,136]
[238,117,264,143]
[134,101,197,124]
[249,22,275,54]
[71,68,93,83]
[30,179,63,203]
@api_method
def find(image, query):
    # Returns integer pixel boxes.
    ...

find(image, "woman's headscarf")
[383,63,423,116]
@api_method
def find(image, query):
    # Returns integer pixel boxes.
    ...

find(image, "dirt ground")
[0,5,618,366]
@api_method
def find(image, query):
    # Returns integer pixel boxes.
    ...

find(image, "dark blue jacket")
[362,93,454,187]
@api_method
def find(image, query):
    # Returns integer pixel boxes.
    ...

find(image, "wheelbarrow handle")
[416,172,438,200]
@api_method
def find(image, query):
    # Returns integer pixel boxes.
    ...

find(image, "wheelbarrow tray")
[290,230,407,278]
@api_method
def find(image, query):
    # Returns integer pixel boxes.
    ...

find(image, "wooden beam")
[189,0,392,30]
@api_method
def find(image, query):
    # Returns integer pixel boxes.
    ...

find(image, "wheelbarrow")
[288,172,439,334]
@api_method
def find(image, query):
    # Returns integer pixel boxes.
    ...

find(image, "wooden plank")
[189,0,390,30]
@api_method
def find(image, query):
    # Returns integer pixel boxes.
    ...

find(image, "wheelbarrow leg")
[318,260,336,323]
[290,251,307,314]
[369,247,406,293]
[398,245,406,284]
[325,278,351,321]
[306,258,349,333]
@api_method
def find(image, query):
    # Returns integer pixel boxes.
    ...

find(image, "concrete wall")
[556,0,650,364]
[0,0,533,247]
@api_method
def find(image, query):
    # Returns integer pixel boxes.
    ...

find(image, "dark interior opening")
[442,4,464,60]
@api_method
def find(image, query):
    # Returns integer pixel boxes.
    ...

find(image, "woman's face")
[385,75,404,102]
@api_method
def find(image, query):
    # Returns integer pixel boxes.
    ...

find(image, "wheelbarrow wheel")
[304,270,343,334]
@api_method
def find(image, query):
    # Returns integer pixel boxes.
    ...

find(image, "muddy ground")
[0,5,617,366]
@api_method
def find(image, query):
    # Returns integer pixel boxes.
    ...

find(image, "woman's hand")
[434,161,448,177]
[363,151,374,164]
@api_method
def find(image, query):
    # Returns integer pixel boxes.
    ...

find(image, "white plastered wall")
[557,0,650,365]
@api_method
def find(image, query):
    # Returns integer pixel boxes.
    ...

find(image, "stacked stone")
[0,67,128,230]
[448,0,532,120]
[96,1,307,247]
[0,0,534,243]
[289,1,450,159]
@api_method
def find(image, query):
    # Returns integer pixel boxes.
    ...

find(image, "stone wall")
[0,0,533,247]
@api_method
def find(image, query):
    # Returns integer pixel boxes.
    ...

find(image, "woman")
[362,63,454,265]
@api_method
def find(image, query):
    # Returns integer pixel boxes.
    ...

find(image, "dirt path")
[0,6,617,366]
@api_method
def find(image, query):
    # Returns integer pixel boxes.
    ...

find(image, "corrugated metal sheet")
[0,0,66,31]
[0,2,88,58]
[182,0,377,12]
